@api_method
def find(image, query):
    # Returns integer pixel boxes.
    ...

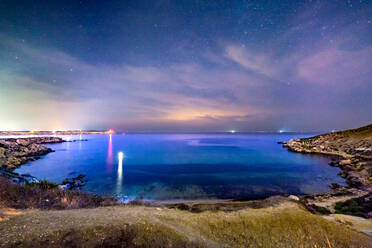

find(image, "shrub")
[0,176,118,209]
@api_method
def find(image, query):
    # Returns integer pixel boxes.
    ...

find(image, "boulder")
[288,195,300,201]
[329,183,341,189]
[16,139,30,146]
[339,159,352,166]
[328,161,338,166]
[59,184,72,190]
[61,174,87,189]
[346,176,362,187]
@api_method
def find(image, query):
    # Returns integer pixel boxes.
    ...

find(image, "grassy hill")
[1,202,371,248]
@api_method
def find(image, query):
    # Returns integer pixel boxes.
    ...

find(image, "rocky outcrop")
[59,174,87,190]
[282,124,372,159]
[282,124,372,218]
[282,125,372,191]
[0,168,40,184]
[0,137,64,170]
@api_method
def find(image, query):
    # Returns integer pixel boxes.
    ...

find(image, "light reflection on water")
[117,152,124,194]
[106,134,113,173]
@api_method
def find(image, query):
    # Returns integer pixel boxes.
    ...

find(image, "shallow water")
[15,133,345,201]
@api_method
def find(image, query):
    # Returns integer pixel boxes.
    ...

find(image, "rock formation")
[0,137,64,170]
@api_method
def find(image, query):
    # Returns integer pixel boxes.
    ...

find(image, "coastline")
[0,132,371,241]
[281,125,372,218]
[1,131,370,216]
[0,137,64,170]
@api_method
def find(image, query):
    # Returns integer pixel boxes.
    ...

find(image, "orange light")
[107,129,115,134]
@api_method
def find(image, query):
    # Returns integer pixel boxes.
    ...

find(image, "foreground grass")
[0,202,370,248]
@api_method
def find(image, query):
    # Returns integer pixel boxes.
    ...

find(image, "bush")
[27,180,58,190]
[0,176,118,209]
[334,194,372,218]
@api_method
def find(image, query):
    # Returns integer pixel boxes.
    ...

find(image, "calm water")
[15,133,345,201]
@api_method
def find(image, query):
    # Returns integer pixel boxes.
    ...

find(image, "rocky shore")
[0,137,64,170]
[0,137,91,190]
[282,124,372,218]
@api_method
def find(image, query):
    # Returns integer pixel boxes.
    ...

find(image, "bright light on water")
[117,151,124,195]
[230,130,236,133]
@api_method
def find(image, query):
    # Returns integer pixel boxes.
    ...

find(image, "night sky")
[0,0,371,132]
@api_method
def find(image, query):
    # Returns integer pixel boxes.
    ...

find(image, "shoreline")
[281,125,372,218]
[1,132,370,218]
[0,137,65,170]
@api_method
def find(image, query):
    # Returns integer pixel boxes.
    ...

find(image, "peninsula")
[282,124,372,219]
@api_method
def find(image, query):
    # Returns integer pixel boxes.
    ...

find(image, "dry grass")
[0,202,370,247]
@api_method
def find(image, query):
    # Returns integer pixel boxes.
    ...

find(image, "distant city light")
[107,129,115,134]
[279,129,285,133]
[230,130,236,133]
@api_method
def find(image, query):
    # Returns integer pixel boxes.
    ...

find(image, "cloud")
[297,46,372,86]
[225,45,280,79]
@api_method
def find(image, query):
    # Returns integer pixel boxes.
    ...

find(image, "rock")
[288,195,300,201]
[23,175,39,183]
[329,183,341,189]
[11,178,21,183]
[346,176,362,187]
[0,137,63,170]
[338,171,348,178]
[329,161,338,166]
[59,184,72,190]
[16,139,30,146]
[61,174,87,189]
[339,159,352,166]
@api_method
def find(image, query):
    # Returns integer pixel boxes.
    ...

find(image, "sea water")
[15,133,346,201]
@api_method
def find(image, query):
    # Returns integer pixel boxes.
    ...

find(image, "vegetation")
[306,204,332,215]
[335,194,372,218]
[0,176,118,209]
[0,203,370,247]
[27,180,59,190]
[303,124,372,141]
